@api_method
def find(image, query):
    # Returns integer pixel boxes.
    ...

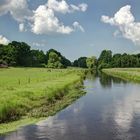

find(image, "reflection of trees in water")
[86,70,97,81]
[85,70,127,88]
[111,76,127,84]
[99,72,112,88]
[98,71,127,88]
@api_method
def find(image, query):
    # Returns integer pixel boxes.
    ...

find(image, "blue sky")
[0,0,140,61]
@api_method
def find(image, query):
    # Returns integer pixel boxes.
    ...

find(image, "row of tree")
[97,50,140,69]
[0,41,71,68]
[1,41,140,69]
[72,50,140,69]
[0,41,97,69]
[73,56,97,69]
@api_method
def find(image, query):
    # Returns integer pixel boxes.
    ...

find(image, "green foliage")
[98,63,111,70]
[73,57,87,68]
[0,44,16,66]
[0,42,71,68]
[1,40,140,70]
[97,50,140,69]
[46,49,71,68]
[47,52,64,68]
[111,54,122,67]
[0,59,7,65]
[31,50,46,67]
[97,50,112,69]
[9,41,32,66]
[86,56,97,69]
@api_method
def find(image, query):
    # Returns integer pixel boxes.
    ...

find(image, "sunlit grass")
[102,68,140,82]
[0,68,85,124]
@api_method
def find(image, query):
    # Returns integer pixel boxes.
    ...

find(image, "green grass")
[102,68,140,83]
[0,67,86,134]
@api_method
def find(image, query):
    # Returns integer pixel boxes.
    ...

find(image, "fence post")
[18,79,20,85]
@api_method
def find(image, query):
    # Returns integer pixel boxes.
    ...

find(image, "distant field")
[102,68,140,82]
[0,68,85,127]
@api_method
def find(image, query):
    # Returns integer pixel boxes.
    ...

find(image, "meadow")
[0,68,86,133]
[102,68,140,83]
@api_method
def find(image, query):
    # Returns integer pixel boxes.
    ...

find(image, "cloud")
[31,5,74,34]
[47,0,88,14]
[47,0,69,14]
[73,22,85,32]
[101,5,140,44]
[101,5,134,25]
[0,35,10,45]
[78,3,88,12]
[19,23,25,32]
[31,0,87,34]
[33,42,46,47]
[0,0,32,22]
[0,0,87,35]
[33,39,48,47]
[113,30,121,37]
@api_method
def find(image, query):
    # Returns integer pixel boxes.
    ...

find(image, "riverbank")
[0,68,86,134]
[102,68,140,83]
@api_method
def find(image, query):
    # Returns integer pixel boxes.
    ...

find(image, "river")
[1,72,140,140]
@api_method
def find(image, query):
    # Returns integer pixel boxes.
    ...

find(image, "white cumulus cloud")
[0,35,10,45]
[78,3,88,12]
[101,5,140,45]
[31,5,74,34]
[47,0,69,14]
[0,0,87,35]
[47,0,88,14]
[0,0,32,22]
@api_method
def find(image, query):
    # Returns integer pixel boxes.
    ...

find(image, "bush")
[98,63,111,70]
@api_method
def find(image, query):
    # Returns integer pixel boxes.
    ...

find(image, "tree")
[98,50,112,69]
[9,41,32,66]
[2,40,140,69]
[0,44,17,66]
[31,50,46,67]
[111,54,122,68]
[97,51,140,69]
[73,60,78,67]
[46,49,71,68]
[86,56,97,69]
[98,50,112,64]
[47,52,64,68]
[73,57,87,68]
[120,53,130,68]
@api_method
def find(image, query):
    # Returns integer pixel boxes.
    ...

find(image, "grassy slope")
[102,68,140,83]
[0,68,86,134]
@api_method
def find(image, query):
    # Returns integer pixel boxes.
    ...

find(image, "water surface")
[1,73,140,140]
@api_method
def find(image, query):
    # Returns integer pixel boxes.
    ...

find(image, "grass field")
[102,68,140,83]
[0,68,86,134]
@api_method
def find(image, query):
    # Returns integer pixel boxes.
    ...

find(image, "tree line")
[0,41,71,68]
[0,41,140,69]
[71,50,140,69]
[97,50,140,69]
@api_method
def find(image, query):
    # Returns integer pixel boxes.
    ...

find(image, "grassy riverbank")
[102,68,140,83]
[0,68,86,134]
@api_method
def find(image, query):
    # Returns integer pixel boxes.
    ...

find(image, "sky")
[0,0,140,61]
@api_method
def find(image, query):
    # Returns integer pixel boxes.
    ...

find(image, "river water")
[1,72,140,140]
